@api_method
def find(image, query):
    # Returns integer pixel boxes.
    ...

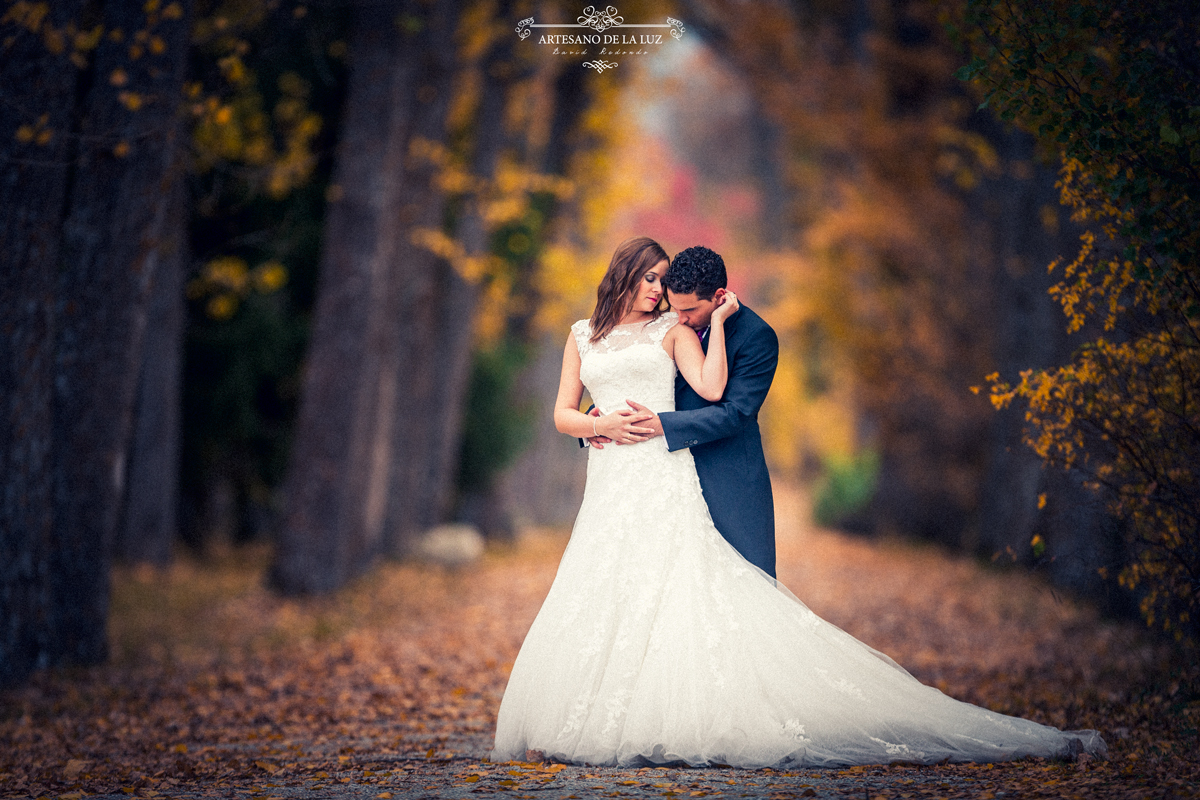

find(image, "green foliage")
[813,450,880,529]
[180,3,348,543]
[181,290,307,541]
[956,0,1200,643]
[457,341,534,495]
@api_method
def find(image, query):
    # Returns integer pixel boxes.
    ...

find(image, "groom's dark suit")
[660,304,779,577]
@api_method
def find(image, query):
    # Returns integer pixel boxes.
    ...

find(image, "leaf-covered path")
[3,490,1197,799]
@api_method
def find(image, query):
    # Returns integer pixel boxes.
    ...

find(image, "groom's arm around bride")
[654,305,779,578]
[634,246,780,578]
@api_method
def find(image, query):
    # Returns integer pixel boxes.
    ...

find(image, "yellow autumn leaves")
[986,294,1199,641]
[190,70,323,200]
[189,257,288,320]
[6,0,186,158]
[14,114,54,146]
[2,0,183,60]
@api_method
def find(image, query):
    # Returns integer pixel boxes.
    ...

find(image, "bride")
[491,237,1106,768]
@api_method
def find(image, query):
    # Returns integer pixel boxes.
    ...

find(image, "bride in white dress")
[491,237,1106,768]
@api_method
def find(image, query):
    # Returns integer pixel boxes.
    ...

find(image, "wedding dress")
[490,312,1106,768]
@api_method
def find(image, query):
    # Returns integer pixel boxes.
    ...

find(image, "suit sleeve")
[659,324,779,452]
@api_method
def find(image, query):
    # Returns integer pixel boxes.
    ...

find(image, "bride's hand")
[595,407,654,444]
[585,407,612,449]
[711,290,739,324]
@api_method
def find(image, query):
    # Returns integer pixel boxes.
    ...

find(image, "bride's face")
[627,260,667,315]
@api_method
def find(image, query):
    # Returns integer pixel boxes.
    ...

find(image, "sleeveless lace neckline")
[571,312,677,356]
[570,312,679,416]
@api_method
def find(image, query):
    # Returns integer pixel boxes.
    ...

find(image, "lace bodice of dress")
[571,312,679,416]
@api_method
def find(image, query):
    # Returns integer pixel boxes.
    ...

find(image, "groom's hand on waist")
[625,400,663,441]
[607,405,654,445]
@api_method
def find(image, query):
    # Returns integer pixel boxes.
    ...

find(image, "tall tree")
[51,0,192,664]
[960,0,1200,641]
[114,177,187,566]
[274,0,609,588]
[384,0,525,548]
[0,0,87,688]
[0,0,191,681]
[177,1,347,552]
[272,0,461,593]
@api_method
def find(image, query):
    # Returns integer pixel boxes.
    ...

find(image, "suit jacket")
[659,304,779,577]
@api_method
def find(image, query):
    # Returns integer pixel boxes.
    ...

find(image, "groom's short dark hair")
[664,246,727,301]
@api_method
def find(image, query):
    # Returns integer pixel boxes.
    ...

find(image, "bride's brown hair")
[589,237,669,342]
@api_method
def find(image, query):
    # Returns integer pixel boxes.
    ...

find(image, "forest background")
[1,0,1197,688]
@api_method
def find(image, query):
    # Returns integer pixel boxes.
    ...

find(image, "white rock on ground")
[417,523,486,567]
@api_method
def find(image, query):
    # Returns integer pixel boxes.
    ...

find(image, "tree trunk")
[499,336,591,528]
[492,59,603,530]
[115,176,187,566]
[973,126,1125,603]
[0,0,190,681]
[273,0,458,592]
[0,0,86,688]
[396,0,522,547]
[50,0,191,665]
[970,127,1065,557]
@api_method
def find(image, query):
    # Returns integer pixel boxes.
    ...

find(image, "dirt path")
[2,489,1194,799]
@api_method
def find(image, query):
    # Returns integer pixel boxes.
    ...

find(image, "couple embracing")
[581,239,778,580]
[491,237,1105,768]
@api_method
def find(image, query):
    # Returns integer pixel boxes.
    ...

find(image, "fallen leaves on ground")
[1,489,1198,798]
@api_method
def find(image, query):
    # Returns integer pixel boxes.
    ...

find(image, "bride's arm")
[554,333,654,442]
[669,292,738,401]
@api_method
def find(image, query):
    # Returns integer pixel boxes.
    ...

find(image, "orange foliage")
[959,0,1200,645]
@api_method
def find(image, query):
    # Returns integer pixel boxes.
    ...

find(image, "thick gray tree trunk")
[0,0,86,688]
[970,128,1067,557]
[973,127,1125,604]
[51,0,191,665]
[0,0,190,681]
[370,0,462,559]
[273,0,458,592]
[400,0,522,546]
[115,177,187,566]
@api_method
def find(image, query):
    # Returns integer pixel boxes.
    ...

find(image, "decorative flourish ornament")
[667,17,685,40]
[582,60,619,73]
[578,5,624,32]
[515,17,534,40]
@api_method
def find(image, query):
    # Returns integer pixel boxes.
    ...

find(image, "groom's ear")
[710,287,727,303]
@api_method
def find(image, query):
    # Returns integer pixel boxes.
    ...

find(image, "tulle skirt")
[491,437,1105,767]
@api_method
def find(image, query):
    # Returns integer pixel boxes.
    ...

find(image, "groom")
[590,245,780,578]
